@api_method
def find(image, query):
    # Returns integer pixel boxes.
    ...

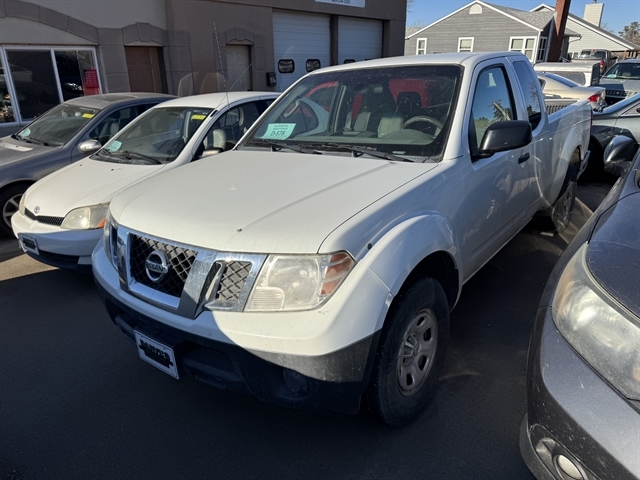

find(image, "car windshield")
[541,71,586,85]
[12,103,101,147]
[96,106,213,164]
[240,65,463,161]
[603,63,640,80]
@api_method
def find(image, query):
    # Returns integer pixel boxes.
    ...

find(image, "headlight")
[245,252,355,312]
[19,193,26,216]
[102,208,118,268]
[552,243,640,400]
[61,203,109,230]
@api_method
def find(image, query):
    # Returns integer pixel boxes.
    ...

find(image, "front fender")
[358,213,463,324]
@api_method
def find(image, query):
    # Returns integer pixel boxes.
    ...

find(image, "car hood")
[23,158,166,217]
[111,150,436,254]
[0,136,56,167]
[599,78,640,92]
[587,191,640,319]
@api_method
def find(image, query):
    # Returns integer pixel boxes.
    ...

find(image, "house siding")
[405,5,541,55]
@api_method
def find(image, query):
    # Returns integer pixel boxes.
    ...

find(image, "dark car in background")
[520,136,640,480]
[0,92,174,236]
[586,93,640,181]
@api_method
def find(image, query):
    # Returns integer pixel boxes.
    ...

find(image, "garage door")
[273,11,330,92]
[338,17,383,64]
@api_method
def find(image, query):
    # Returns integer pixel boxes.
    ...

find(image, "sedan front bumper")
[11,210,102,272]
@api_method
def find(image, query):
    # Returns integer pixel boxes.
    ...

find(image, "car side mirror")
[475,121,532,159]
[78,139,102,154]
[603,135,635,177]
[196,147,223,160]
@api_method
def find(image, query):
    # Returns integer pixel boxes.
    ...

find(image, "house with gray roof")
[531,3,640,57]
[404,1,579,61]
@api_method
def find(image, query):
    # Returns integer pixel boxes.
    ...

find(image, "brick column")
[548,0,571,62]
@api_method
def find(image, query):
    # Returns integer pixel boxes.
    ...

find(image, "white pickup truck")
[93,52,591,426]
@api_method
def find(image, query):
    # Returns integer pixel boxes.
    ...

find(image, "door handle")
[518,153,530,164]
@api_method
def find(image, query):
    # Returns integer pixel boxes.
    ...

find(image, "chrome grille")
[25,208,64,226]
[216,262,252,303]
[129,234,197,297]
[605,89,637,98]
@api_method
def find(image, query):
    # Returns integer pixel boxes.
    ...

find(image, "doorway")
[226,45,251,91]
[125,46,164,93]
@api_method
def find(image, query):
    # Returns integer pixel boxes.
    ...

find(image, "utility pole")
[548,0,572,61]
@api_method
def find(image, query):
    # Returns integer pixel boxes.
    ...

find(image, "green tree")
[619,21,640,46]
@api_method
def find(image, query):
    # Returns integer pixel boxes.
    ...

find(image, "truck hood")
[24,158,166,217]
[0,136,56,167]
[111,150,436,254]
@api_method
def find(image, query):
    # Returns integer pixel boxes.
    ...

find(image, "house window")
[458,38,474,53]
[536,37,548,62]
[509,37,536,62]
[416,38,427,55]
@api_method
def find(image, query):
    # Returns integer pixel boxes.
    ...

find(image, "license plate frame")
[134,331,179,379]
[20,234,39,255]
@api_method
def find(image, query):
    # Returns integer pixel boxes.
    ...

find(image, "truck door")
[462,62,534,274]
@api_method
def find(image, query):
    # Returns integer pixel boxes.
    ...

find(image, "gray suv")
[520,136,640,480]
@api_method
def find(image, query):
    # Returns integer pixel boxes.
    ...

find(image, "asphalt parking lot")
[0,180,615,480]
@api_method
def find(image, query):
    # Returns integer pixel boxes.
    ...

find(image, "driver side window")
[468,66,516,156]
[88,107,138,145]
[200,101,262,153]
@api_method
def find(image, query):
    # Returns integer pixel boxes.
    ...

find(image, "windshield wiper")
[108,150,162,165]
[319,144,413,162]
[245,139,321,155]
[11,134,49,146]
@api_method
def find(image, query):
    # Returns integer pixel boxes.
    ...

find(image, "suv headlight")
[245,252,355,312]
[61,203,109,230]
[102,209,118,268]
[552,243,640,400]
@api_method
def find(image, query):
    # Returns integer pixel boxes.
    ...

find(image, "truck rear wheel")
[536,163,577,234]
[366,277,449,427]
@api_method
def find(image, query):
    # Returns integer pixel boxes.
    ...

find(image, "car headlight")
[102,208,118,268]
[245,252,355,312]
[19,193,26,216]
[61,203,110,230]
[552,243,640,400]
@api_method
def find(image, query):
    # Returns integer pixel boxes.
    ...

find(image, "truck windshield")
[13,104,101,147]
[241,65,463,160]
[96,106,212,164]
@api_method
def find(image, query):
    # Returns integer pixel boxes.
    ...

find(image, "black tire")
[536,163,577,234]
[0,184,27,237]
[366,277,450,427]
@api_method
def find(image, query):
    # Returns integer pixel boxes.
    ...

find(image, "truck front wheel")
[367,277,449,427]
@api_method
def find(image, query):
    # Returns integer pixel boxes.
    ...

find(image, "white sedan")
[537,72,605,110]
[11,91,278,273]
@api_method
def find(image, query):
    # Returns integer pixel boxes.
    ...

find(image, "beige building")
[0,0,406,135]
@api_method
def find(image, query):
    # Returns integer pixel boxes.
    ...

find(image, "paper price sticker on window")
[82,113,95,119]
[261,124,296,140]
[191,114,207,121]
[106,140,122,152]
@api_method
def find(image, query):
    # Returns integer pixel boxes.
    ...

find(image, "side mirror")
[603,135,635,177]
[78,139,102,154]
[196,147,223,160]
[475,120,532,159]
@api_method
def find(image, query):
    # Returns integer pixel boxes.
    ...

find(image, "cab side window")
[469,66,516,156]
[200,102,262,153]
[512,61,542,130]
[88,106,139,145]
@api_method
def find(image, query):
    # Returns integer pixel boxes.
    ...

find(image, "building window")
[536,37,548,62]
[416,38,427,55]
[509,37,536,62]
[0,47,101,125]
[458,38,474,53]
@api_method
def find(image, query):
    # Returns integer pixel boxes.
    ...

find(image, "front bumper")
[520,304,640,480]
[12,211,102,272]
[92,241,390,414]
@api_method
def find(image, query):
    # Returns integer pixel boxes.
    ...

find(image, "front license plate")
[20,234,39,255]
[134,331,179,379]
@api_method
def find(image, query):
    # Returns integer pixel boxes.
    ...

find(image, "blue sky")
[407,0,640,36]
